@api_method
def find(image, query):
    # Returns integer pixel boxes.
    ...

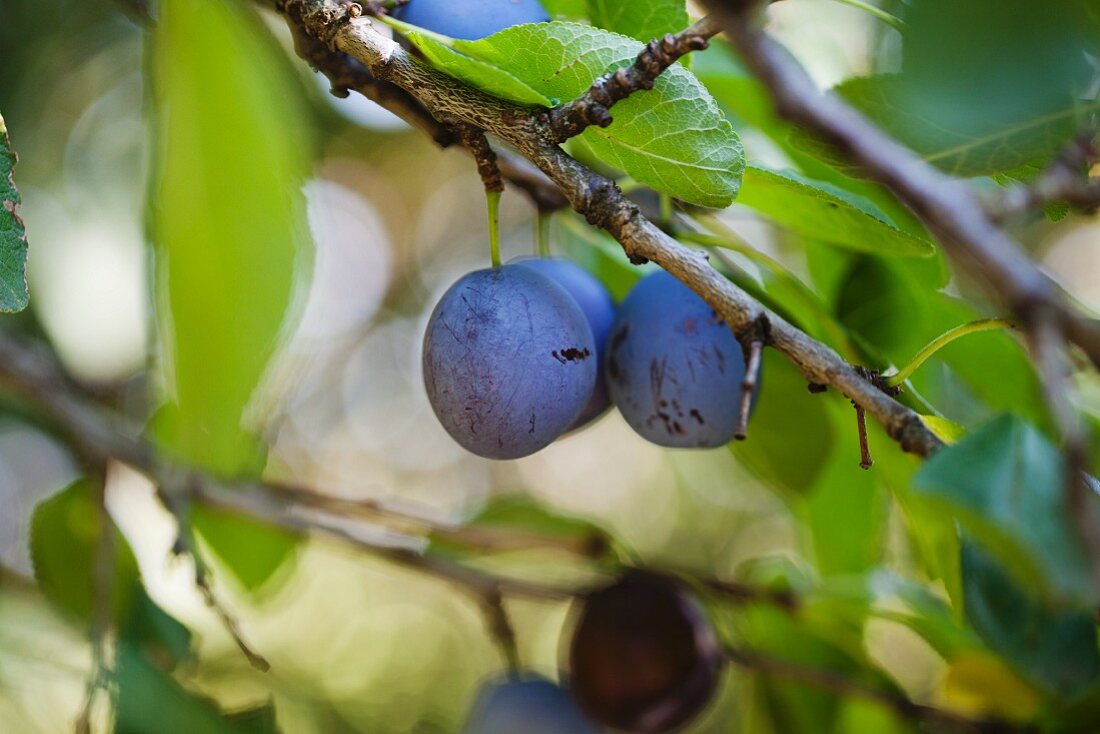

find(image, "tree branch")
[701,0,1100,583]
[701,0,1100,373]
[545,16,722,142]
[277,1,944,461]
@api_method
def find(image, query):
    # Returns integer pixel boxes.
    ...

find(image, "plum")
[423,265,596,459]
[567,572,722,734]
[464,675,601,734]
[392,0,550,40]
[513,257,615,429]
[605,271,746,448]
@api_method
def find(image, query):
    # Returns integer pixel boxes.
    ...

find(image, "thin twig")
[735,319,767,440]
[546,16,722,142]
[74,465,116,734]
[855,406,872,470]
[725,646,1035,733]
[163,484,272,672]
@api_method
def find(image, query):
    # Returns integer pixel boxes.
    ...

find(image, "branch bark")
[701,0,1100,372]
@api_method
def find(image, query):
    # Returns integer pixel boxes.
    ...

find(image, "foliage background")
[2,0,1100,732]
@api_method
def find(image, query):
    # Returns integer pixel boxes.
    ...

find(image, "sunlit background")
[1,0,1097,732]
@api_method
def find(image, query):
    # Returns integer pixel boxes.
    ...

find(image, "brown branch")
[725,646,1036,733]
[545,16,722,143]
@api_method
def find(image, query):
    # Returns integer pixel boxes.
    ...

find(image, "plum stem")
[535,209,551,258]
[488,190,502,267]
[883,318,1015,388]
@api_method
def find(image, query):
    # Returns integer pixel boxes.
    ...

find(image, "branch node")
[546,17,720,143]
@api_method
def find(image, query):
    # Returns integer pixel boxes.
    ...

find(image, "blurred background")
[1,0,1098,732]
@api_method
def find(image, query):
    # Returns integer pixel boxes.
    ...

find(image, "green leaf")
[961,542,1100,697]
[409,22,743,207]
[736,166,934,257]
[913,415,1092,601]
[30,479,139,625]
[586,0,688,43]
[399,29,553,106]
[115,643,277,734]
[0,113,29,312]
[151,0,310,588]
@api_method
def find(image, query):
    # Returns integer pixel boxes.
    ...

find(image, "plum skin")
[513,258,615,429]
[423,265,596,460]
[392,0,550,40]
[464,676,601,734]
[606,271,746,448]
[567,572,723,734]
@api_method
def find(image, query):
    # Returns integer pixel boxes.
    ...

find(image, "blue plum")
[605,271,746,448]
[423,265,596,459]
[513,257,616,429]
[392,0,550,40]
[464,676,601,734]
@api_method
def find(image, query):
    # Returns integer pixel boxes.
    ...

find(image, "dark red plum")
[514,258,615,429]
[606,271,746,448]
[568,572,722,734]
[464,675,601,734]
[423,265,596,459]
[392,0,550,40]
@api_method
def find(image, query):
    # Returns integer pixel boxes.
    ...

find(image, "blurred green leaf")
[919,415,965,444]
[30,478,139,625]
[192,504,298,593]
[960,542,1100,697]
[802,401,885,575]
[404,22,744,207]
[432,494,612,559]
[731,353,834,497]
[122,587,194,670]
[542,0,588,20]
[115,642,277,734]
[0,112,29,312]
[586,0,688,42]
[794,0,1100,177]
[151,0,312,588]
[736,167,934,257]
[914,415,1091,600]
[737,605,908,732]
